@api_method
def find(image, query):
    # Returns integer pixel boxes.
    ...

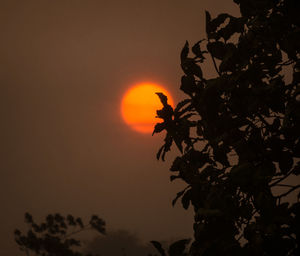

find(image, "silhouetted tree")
[153,0,300,255]
[14,213,105,256]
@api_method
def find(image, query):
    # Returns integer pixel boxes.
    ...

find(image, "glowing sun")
[121,83,174,134]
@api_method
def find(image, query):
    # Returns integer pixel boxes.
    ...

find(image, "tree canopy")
[14,213,105,256]
[153,0,300,255]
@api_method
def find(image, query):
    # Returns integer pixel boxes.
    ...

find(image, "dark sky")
[0,0,239,254]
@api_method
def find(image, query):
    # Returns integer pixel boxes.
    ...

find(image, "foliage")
[153,0,300,255]
[14,213,105,256]
[150,239,191,256]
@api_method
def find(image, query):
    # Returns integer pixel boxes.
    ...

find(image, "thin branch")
[270,169,294,187]
[276,184,295,188]
[276,185,300,199]
[64,225,92,239]
[277,59,295,67]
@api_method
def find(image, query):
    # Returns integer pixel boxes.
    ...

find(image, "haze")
[0,0,239,254]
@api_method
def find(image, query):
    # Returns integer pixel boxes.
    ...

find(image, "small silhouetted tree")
[14,213,105,256]
[153,0,299,255]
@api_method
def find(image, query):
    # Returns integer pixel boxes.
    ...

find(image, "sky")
[0,0,239,254]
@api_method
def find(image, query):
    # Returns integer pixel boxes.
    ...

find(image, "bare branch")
[276,185,300,199]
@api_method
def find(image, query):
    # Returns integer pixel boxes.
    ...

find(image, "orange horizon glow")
[121,83,174,134]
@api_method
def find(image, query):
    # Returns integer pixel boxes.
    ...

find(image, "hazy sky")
[0,0,239,254]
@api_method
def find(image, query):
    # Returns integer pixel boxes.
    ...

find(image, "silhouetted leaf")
[180,75,196,95]
[152,122,166,135]
[90,215,106,234]
[25,212,33,224]
[170,175,180,181]
[192,39,206,60]
[206,12,231,39]
[168,239,190,256]
[279,151,293,174]
[156,92,169,107]
[207,41,226,60]
[181,41,189,62]
[205,11,212,35]
[150,241,166,256]
[76,218,84,228]
[181,189,191,210]
[172,186,190,207]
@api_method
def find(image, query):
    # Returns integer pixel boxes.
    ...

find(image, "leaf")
[181,189,192,210]
[205,11,231,38]
[180,75,196,95]
[174,136,183,153]
[150,241,166,256]
[25,213,33,224]
[191,62,203,79]
[181,41,189,62]
[89,215,106,234]
[152,122,166,135]
[170,175,180,181]
[174,99,192,119]
[170,157,183,172]
[278,151,293,174]
[76,217,83,228]
[192,39,206,59]
[14,229,21,236]
[168,239,191,256]
[156,106,173,121]
[175,99,191,113]
[172,186,190,206]
[156,145,165,160]
[67,215,76,226]
[181,60,203,79]
[207,41,226,60]
[206,13,231,39]
[156,92,169,107]
[172,190,186,207]
[205,11,212,35]
[218,17,244,41]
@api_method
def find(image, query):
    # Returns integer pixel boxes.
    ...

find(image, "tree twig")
[64,225,92,239]
[270,169,294,187]
[276,184,295,188]
[276,185,300,199]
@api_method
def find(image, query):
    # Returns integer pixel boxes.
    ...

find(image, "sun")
[121,82,174,134]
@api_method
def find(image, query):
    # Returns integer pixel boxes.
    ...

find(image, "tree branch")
[276,184,295,188]
[63,225,92,239]
[276,185,300,199]
[270,169,294,187]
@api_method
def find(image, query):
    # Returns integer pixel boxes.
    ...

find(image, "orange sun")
[121,82,174,134]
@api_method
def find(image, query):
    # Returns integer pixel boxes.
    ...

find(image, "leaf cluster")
[153,0,300,255]
[14,213,105,256]
[150,239,191,256]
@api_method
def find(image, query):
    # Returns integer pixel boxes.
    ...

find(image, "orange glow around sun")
[121,83,174,134]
